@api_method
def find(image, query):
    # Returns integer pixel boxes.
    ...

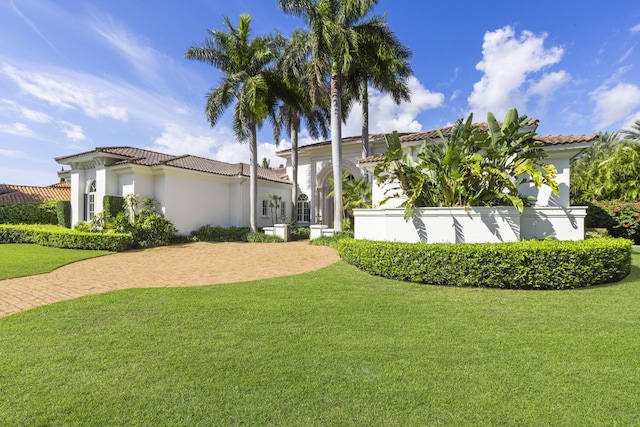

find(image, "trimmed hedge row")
[190,225,250,242]
[0,224,132,252]
[336,238,632,290]
[0,202,58,225]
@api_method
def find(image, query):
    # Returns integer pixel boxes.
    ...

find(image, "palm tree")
[273,29,330,223]
[277,0,381,232]
[343,16,412,158]
[622,119,640,140]
[185,14,281,233]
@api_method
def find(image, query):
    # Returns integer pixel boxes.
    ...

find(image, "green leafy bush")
[103,195,125,218]
[290,226,310,241]
[0,202,58,225]
[310,231,354,248]
[337,238,631,290]
[246,232,283,243]
[190,225,250,242]
[56,200,71,228]
[0,224,132,251]
[586,201,640,244]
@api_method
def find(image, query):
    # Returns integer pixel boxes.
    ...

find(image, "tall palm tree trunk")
[249,124,258,233]
[291,114,300,223]
[361,81,370,159]
[331,71,343,232]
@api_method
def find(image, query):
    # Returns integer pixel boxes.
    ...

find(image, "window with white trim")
[261,199,269,217]
[87,180,97,220]
[280,201,286,221]
[297,194,310,222]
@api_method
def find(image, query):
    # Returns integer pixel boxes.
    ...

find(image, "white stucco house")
[55,147,292,234]
[55,121,596,240]
[276,122,598,243]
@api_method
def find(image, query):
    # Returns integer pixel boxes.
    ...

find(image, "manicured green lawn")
[0,248,638,426]
[0,244,112,280]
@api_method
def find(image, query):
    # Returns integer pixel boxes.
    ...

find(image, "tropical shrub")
[571,135,640,203]
[328,173,372,230]
[0,201,58,225]
[586,201,640,244]
[337,238,631,290]
[290,226,310,241]
[246,232,283,243]
[191,225,250,242]
[310,231,354,248]
[0,224,132,251]
[113,197,177,248]
[375,108,558,219]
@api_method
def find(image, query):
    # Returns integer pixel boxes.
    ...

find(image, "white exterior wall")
[69,169,85,226]
[257,181,292,228]
[518,155,571,208]
[353,206,587,243]
[161,171,232,234]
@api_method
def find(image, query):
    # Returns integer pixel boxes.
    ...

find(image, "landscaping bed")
[336,237,631,289]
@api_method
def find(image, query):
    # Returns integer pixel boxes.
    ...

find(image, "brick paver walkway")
[0,241,340,318]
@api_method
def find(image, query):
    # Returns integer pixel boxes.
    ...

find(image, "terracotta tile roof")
[276,133,400,154]
[358,131,598,164]
[0,183,71,203]
[535,134,599,145]
[56,147,291,184]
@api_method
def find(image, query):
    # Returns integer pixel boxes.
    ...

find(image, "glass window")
[297,194,310,222]
[87,180,97,220]
[261,199,268,217]
[280,201,286,220]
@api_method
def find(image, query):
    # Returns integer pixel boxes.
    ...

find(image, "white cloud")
[90,14,166,88]
[618,47,634,64]
[528,71,571,97]
[590,82,640,129]
[0,122,34,137]
[148,122,289,168]
[58,121,86,142]
[1,63,128,121]
[150,123,219,158]
[0,98,53,123]
[342,76,444,136]
[468,26,567,118]
[21,107,53,123]
[631,24,640,34]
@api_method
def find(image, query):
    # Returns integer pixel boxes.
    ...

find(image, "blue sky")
[2,0,640,186]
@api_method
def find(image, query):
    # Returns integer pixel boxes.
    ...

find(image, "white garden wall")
[353,206,587,243]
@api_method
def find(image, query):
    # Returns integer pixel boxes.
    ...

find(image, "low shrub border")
[336,238,632,290]
[0,224,133,252]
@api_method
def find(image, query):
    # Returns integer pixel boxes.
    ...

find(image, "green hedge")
[103,195,125,218]
[337,238,632,290]
[190,225,250,242]
[0,202,58,225]
[56,200,71,228]
[0,224,133,252]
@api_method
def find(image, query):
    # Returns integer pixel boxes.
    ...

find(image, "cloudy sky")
[1,0,639,186]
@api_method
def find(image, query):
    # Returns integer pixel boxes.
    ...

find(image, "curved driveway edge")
[0,241,340,318]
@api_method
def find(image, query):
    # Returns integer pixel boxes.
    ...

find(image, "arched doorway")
[315,161,362,227]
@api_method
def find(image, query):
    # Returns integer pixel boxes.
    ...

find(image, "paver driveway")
[0,241,340,318]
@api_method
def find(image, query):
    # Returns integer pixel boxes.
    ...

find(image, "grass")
[0,244,112,280]
[0,248,639,426]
